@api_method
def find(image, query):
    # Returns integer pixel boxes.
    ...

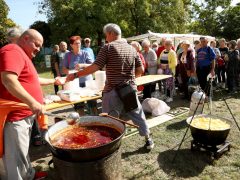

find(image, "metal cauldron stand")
[173,79,240,162]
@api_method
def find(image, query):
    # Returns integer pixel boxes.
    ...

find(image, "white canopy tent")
[125,31,215,46]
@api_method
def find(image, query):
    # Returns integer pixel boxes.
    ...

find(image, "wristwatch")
[73,72,78,78]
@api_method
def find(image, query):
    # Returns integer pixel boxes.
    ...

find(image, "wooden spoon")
[99,113,139,128]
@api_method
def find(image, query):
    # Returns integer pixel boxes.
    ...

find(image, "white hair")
[131,41,142,51]
[7,27,23,38]
[103,23,121,36]
[165,39,173,45]
[237,38,240,44]
[141,39,150,47]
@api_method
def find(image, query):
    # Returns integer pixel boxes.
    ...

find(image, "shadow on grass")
[157,149,212,178]
[122,147,151,159]
[166,119,188,131]
[29,144,52,162]
[212,88,240,101]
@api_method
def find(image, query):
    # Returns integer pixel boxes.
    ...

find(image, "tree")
[216,4,240,40]
[38,0,191,45]
[0,0,16,47]
[30,21,52,47]
[38,0,117,45]
[116,0,191,36]
[188,0,231,36]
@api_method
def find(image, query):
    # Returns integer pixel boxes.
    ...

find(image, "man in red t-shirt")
[0,29,64,180]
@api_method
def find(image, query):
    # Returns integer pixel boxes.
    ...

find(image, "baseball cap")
[84,38,91,42]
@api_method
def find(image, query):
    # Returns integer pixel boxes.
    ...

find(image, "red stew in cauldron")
[51,124,121,149]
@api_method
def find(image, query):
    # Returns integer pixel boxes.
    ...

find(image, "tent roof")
[125,30,215,42]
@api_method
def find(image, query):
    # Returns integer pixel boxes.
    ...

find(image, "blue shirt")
[63,50,93,83]
[82,47,95,61]
[197,46,216,68]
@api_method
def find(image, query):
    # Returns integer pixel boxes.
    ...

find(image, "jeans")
[52,69,59,94]
[196,65,211,92]
[102,89,150,136]
[217,65,226,83]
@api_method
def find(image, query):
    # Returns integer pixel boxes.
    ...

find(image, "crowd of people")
[48,30,240,103]
[1,24,240,180]
[127,36,240,101]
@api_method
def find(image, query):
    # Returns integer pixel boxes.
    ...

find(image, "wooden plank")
[136,75,172,86]
[45,95,101,110]
[124,107,189,138]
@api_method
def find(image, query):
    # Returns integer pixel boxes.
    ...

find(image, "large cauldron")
[45,116,125,162]
[186,114,232,146]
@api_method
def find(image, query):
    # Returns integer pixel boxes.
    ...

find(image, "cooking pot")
[186,114,232,146]
[45,116,125,162]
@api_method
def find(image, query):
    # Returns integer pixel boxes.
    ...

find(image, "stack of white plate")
[85,80,97,90]
[63,70,80,90]
[63,78,79,90]
[95,71,106,90]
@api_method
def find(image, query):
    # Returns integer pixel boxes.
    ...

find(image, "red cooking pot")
[45,116,125,162]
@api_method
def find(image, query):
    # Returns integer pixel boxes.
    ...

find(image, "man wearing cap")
[83,38,95,61]
[196,37,216,92]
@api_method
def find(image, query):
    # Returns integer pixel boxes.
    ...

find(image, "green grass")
[37,67,55,95]
[120,91,240,180]
[33,67,240,179]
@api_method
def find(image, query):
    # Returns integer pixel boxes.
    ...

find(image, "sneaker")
[145,138,154,150]
[34,171,48,180]
[159,94,167,100]
[221,83,225,89]
[165,97,173,102]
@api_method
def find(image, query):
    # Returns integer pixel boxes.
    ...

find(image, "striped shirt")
[94,39,142,92]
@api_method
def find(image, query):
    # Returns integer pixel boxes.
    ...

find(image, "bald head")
[18,29,43,59]
[59,41,67,52]
[19,29,43,42]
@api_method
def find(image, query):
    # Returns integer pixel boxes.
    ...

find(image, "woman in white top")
[158,39,177,102]
[142,39,158,99]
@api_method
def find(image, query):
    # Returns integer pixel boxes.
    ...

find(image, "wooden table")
[45,95,101,111]
[136,75,172,86]
[45,74,171,111]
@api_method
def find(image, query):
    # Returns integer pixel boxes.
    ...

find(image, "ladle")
[66,112,80,125]
[99,113,139,128]
[44,112,80,125]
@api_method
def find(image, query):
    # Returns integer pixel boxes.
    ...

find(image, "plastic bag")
[142,98,170,117]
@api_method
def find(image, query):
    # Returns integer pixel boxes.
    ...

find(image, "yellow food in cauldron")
[190,117,230,130]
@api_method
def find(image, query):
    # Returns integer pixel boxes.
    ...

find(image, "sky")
[5,0,239,30]
[5,0,47,30]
